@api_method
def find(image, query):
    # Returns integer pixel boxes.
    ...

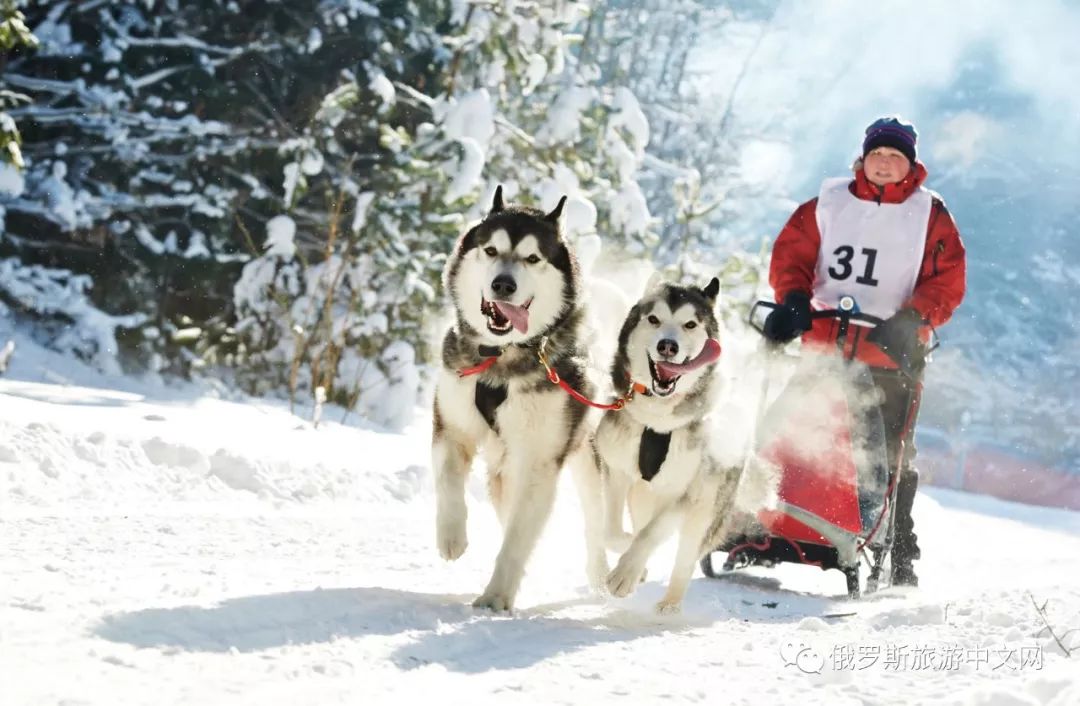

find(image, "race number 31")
[828,246,879,286]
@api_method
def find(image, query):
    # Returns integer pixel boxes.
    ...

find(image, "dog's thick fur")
[594,278,741,613]
[431,186,606,611]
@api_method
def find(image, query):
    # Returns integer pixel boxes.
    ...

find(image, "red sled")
[701,300,926,598]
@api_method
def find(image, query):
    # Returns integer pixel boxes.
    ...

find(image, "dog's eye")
[483,246,498,257]
[524,254,542,265]
[685,321,698,330]
[647,315,660,326]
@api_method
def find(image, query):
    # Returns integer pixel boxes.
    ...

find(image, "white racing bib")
[812,177,931,323]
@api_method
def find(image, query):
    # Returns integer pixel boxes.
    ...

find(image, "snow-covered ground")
[2,341,1079,706]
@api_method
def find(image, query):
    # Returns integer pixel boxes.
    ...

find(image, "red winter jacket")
[768,162,966,369]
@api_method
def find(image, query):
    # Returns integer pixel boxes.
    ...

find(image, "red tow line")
[535,337,648,410]
[539,359,644,411]
[456,338,645,411]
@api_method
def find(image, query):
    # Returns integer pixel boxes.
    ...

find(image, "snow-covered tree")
[582,1,784,265]
[1,0,444,382]
[231,0,665,427]
[0,0,38,169]
[439,1,656,250]
[0,1,778,430]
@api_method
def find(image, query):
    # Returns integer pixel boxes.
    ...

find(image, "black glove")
[866,308,925,370]
[762,291,812,343]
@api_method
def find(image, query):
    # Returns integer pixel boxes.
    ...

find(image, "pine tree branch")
[118,33,277,59]
[391,81,436,111]
[494,115,535,146]
[241,79,298,137]
[128,65,196,92]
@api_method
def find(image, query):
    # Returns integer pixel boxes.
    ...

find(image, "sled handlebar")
[809,308,885,326]
[748,298,883,337]
[748,298,939,378]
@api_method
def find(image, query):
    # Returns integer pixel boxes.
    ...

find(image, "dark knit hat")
[862,116,917,164]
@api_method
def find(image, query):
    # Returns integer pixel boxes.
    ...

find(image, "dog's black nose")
[491,274,517,298]
[657,339,679,358]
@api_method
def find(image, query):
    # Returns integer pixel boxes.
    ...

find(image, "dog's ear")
[643,270,665,295]
[490,185,505,214]
[545,195,567,224]
[702,277,720,303]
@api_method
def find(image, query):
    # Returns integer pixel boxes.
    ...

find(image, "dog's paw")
[654,598,683,615]
[606,559,646,598]
[605,531,634,554]
[471,591,513,612]
[436,514,468,561]
[586,555,612,593]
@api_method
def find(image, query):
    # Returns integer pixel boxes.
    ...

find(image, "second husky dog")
[595,277,740,613]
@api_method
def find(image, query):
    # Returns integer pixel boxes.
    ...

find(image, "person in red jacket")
[763,115,966,586]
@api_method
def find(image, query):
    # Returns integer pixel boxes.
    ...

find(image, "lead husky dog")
[595,277,741,613]
[432,186,606,611]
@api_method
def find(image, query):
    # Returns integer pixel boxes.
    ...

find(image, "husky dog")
[594,277,740,613]
[431,186,606,611]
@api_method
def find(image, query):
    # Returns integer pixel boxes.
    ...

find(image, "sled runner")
[701,297,927,598]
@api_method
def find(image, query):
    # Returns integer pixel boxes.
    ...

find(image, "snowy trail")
[2,378,1079,706]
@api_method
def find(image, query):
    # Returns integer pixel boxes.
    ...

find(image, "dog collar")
[458,342,528,378]
[626,374,651,398]
[458,342,527,378]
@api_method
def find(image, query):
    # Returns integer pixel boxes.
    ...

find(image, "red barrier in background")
[917,432,1080,511]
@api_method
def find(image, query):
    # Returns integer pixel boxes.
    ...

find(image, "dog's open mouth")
[647,339,722,397]
[480,297,533,335]
[648,356,681,396]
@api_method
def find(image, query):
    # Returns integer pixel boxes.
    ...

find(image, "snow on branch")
[109,29,282,61]
[3,74,125,109]
[0,258,145,375]
[127,65,196,92]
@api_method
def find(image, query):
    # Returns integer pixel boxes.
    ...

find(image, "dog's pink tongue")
[656,338,721,379]
[492,301,529,334]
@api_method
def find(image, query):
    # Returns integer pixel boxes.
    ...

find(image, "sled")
[701,297,926,598]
